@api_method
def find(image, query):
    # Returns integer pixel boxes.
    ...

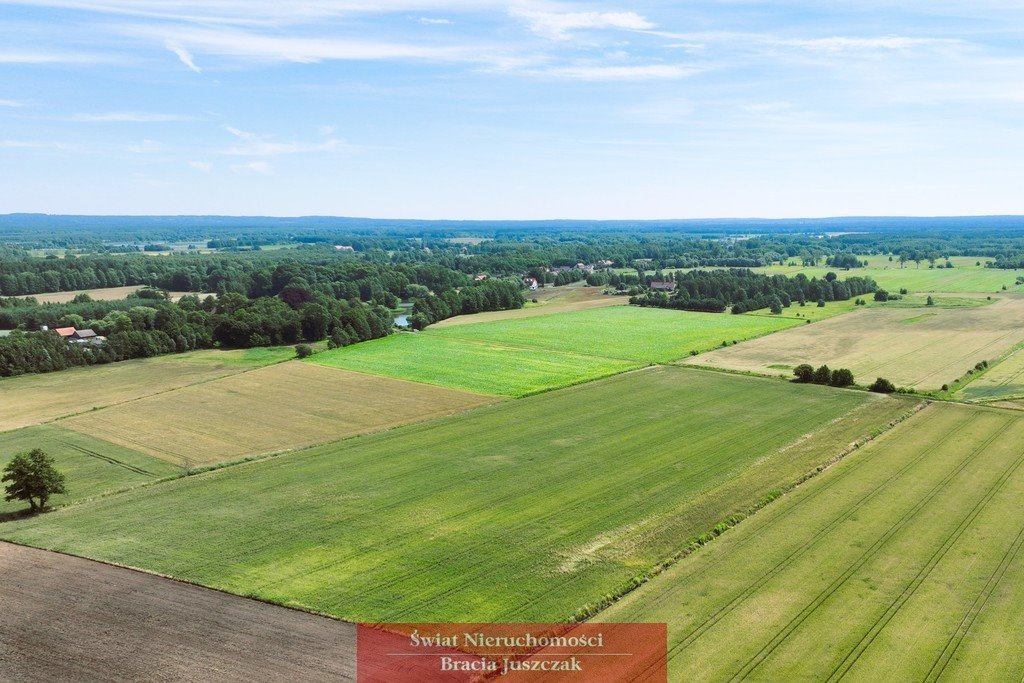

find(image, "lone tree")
[2,449,66,513]
[869,377,897,394]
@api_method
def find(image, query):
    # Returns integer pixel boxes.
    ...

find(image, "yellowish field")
[431,285,626,328]
[686,296,1024,390]
[61,361,497,465]
[16,285,214,303]
[0,348,297,432]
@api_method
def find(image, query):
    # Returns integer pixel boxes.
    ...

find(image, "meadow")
[308,332,641,396]
[0,346,298,432]
[431,285,627,328]
[0,367,911,623]
[597,403,1024,682]
[687,296,1024,390]
[0,426,179,515]
[14,285,212,303]
[60,361,497,466]
[432,306,801,363]
[756,255,1024,294]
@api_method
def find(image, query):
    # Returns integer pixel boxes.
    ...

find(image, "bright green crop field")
[757,255,1024,293]
[431,306,801,363]
[0,426,180,515]
[307,332,639,396]
[598,403,1024,681]
[0,367,910,622]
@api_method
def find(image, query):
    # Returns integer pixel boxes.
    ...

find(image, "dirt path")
[0,542,355,682]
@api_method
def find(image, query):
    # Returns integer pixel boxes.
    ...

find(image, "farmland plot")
[957,345,1024,402]
[431,285,627,328]
[1,367,912,623]
[432,306,800,363]
[308,332,639,397]
[0,426,179,514]
[61,361,497,465]
[597,403,1024,681]
[687,296,1024,390]
[0,346,296,432]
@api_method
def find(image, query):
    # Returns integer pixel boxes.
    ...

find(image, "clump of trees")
[2,448,66,513]
[629,269,877,314]
[409,279,524,329]
[793,364,855,387]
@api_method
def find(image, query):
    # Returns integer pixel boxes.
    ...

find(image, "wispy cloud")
[0,99,28,107]
[223,139,349,156]
[769,35,964,53]
[0,51,106,64]
[533,64,699,81]
[231,160,273,174]
[510,7,654,40]
[418,17,452,25]
[166,41,201,73]
[188,160,213,172]
[73,111,195,122]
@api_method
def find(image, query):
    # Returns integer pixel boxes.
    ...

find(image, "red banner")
[357,622,667,682]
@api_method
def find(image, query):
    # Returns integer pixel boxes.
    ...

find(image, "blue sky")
[1,1,1022,218]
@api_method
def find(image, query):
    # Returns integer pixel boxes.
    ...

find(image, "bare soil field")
[431,284,626,328]
[61,361,497,465]
[686,296,1024,390]
[0,347,292,432]
[0,542,355,682]
[15,285,214,303]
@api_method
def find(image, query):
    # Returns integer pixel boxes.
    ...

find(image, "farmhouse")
[54,326,76,338]
[522,277,539,291]
[649,281,677,292]
[474,274,489,282]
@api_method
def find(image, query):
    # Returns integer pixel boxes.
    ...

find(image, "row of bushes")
[793,364,855,387]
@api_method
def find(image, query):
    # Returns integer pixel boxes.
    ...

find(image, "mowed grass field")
[0,367,912,623]
[431,285,627,328]
[60,361,497,466]
[308,332,641,397]
[0,426,179,515]
[432,306,801,363]
[597,403,1024,681]
[0,346,297,431]
[756,255,1024,293]
[687,296,1024,390]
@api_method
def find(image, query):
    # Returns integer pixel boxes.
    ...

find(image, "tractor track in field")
[728,419,1013,682]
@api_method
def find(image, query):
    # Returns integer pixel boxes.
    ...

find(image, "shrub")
[294,344,313,359]
[830,368,855,387]
[869,377,896,393]
[874,290,890,302]
[793,364,815,383]
[817,299,826,307]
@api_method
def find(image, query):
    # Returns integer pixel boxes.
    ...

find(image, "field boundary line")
[728,419,1014,682]
[573,399,928,624]
[0,540,357,625]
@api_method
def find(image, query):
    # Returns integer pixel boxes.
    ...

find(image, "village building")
[522,277,539,291]
[649,281,677,292]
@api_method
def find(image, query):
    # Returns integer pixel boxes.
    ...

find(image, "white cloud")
[535,64,698,81]
[0,51,106,64]
[0,99,27,107]
[223,139,349,156]
[166,41,201,73]
[231,160,273,174]
[125,139,166,153]
[510,7,654,40]
[770,36,963,53]
[127,25,475,64]
[224,125,256,140]
[74,111,194,122]
[188,160,213,172]
[419,17,452,25]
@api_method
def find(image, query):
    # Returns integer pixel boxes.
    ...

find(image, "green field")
[598,403,1024,680]
[957,346,1024,402]
[0,367,910,622]
[757,255,1024,294]
[432,306,801,363]
[308,332,639,396]
[0,426,180,515]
